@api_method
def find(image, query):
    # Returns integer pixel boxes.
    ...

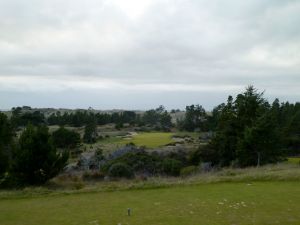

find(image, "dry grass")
[1,162,299,199]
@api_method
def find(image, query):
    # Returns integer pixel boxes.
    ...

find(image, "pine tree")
[11,125,68,185]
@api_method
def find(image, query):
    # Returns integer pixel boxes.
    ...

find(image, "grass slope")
[1,182,300,225]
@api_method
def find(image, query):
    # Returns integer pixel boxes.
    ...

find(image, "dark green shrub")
[180,165,198,177]
[188,148,202,165]
[102,150,162,175]
[189,145,219,166]
[166,150,188,166]
[115,122,124,130]
[108,163,134,178]
[52,127,80,149]
[162,158,182,176]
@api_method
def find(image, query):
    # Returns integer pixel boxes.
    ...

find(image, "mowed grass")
[1,182,300,225]
[124,132,174,148]
[288,157,300,164]
[114,132,175,148]
[97,131,200,149]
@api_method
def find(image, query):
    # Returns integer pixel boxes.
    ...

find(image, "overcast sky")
[0,0,299,110]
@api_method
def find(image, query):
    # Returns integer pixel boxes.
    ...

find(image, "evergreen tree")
[284,110,300,155]
[141,106,172,130]
[182,104,206,131]
[160,111,173,131]
[52,127,81,149]
[236,112,282,167]
[11,125,68,185]
[83,120,97,143]
[206,103,225,131]
[211,96,238,166]
[211,86,283,167]
[0,113,13,177]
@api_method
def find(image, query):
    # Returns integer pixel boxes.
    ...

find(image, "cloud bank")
[0,0,299,109]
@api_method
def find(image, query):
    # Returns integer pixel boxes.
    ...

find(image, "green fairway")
[123,132,174,148]
[97,131,201,149]
[106,132,175,148]
[1,182,300,225]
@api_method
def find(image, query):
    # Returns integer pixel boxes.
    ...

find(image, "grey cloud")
[0,0,299,109]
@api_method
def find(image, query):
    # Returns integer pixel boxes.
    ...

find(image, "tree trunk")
[257,152,261,167]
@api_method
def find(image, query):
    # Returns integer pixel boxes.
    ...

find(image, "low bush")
[188,145,219,166]
[101,149,189,177]
[108,163,134,179]
[162,158,182,176]
[180,165,198,177]
[102,150,162,175]
[82,171,105,181]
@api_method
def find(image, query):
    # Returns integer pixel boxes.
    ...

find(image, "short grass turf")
[288,157,300,164]
[1,182,300,225]
[102,132,175,148]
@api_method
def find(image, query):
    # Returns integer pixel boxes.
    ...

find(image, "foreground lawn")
[1,182,300,225]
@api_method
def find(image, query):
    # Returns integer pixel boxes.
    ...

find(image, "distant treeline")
[9,98,300,141]
[10,106,174,131]
[0,85,299,187]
